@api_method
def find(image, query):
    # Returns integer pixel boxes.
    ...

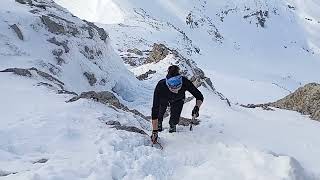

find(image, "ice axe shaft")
[190,115,196,131]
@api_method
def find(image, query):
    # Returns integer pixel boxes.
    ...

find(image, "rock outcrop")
[67,91,148,120]
[106,120,147,135]
[146,43,169,63]
[269,83,320,121]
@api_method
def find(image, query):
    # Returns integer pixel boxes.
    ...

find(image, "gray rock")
[10,24,24,40]
[57,89,78,96]
[147,43,169,63]
[67,91,125,109]
[1,67,65,91]
[67,91,148,121]
[113,125,147,135]
[240,104,274,111]
[106,120,121,126]
[47,37,69,53]
[0,68,32,77]
[84,21,108,42]
[127,48,143,56]
[33,158,48,164]
[0,170,17,177]
[41,15,65,35]
[136,69,156,80]
[29,67,64,86]
[15,0,32,5]
[83,72,97,86]
[52,48,65,65]
[270,83,320,121]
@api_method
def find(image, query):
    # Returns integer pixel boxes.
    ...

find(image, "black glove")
[192,106,199,117]
[150,130,158,144]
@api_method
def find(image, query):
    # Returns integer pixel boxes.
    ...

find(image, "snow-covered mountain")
[56,0,320,104]
[1,0,320,179]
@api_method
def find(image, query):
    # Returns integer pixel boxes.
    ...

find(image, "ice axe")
[189,115,196,131]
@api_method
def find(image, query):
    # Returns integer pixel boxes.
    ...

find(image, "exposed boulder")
[41,15,65,35]
[127,48,143,56]
[33,158,48,164]
[83,72,97,86]
[270,83,320,121]
[10,24,24,40]
[68,91,124,108]
[15,0,32,5]
[146,43,169,63]
[105,120,147,135]
[113,125,147,135]
[0,68,32,77]
[136,69,156,80]
[47,37,69,53]
[240,104,274,111]
[84,21,109,42]
[67,91,148,120]
[106,120,121,126]
[0,170,17,177]
[0,67,64,89]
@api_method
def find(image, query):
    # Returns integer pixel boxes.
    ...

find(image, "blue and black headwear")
[166,75,183,90]
[166,65,182,91]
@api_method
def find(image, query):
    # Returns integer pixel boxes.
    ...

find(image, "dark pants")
[158,99,184,126]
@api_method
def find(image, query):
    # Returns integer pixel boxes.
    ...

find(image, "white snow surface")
[56,0,320,103]
[1,0,320,179]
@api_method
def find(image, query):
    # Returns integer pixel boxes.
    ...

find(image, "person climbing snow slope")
[151,65,204,144]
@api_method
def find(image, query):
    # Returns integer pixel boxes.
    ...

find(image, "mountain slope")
[56,0,320,104]
[1,0,320,179]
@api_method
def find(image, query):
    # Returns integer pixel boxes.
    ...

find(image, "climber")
[150,65,204,144]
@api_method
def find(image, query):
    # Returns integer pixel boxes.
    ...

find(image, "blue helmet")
[166,75,183,90]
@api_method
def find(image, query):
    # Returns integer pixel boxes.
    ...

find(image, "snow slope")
[0,0,145,101]
[1,0,320,179]
[56,0,320,104]
[1,69,319,179]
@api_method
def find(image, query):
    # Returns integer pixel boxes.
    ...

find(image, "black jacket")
[151,76,204,119]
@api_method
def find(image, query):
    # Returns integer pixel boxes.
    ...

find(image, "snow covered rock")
[105,121,147,135]
[146,43,169,63]
[0,0,143,100]
[68,91,148,120]
[270,83,320,121]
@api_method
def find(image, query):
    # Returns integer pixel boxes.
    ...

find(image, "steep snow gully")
[1,0,320,179]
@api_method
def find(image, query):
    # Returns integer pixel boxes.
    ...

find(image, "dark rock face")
[270,83,320,121]
[0,68,32,77]
[84,21,109,42]
[68,91,124,108]
[10,24,24,40]
[0,170,17,177]
[15,0,32,5]
[41,15,65,34]
[33,158,48,164]
[127,48,143,56]
[47,37,69,53]
[136,70,156,80]
[240,104,274,111]
[67,91,148,120]
[0,67,64,89]
[147,43,169,63]
[113,125,147,135]
[105,120,146,135]
[106,120,121,126]
[243,10,269,28]
[83,72,97,86]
